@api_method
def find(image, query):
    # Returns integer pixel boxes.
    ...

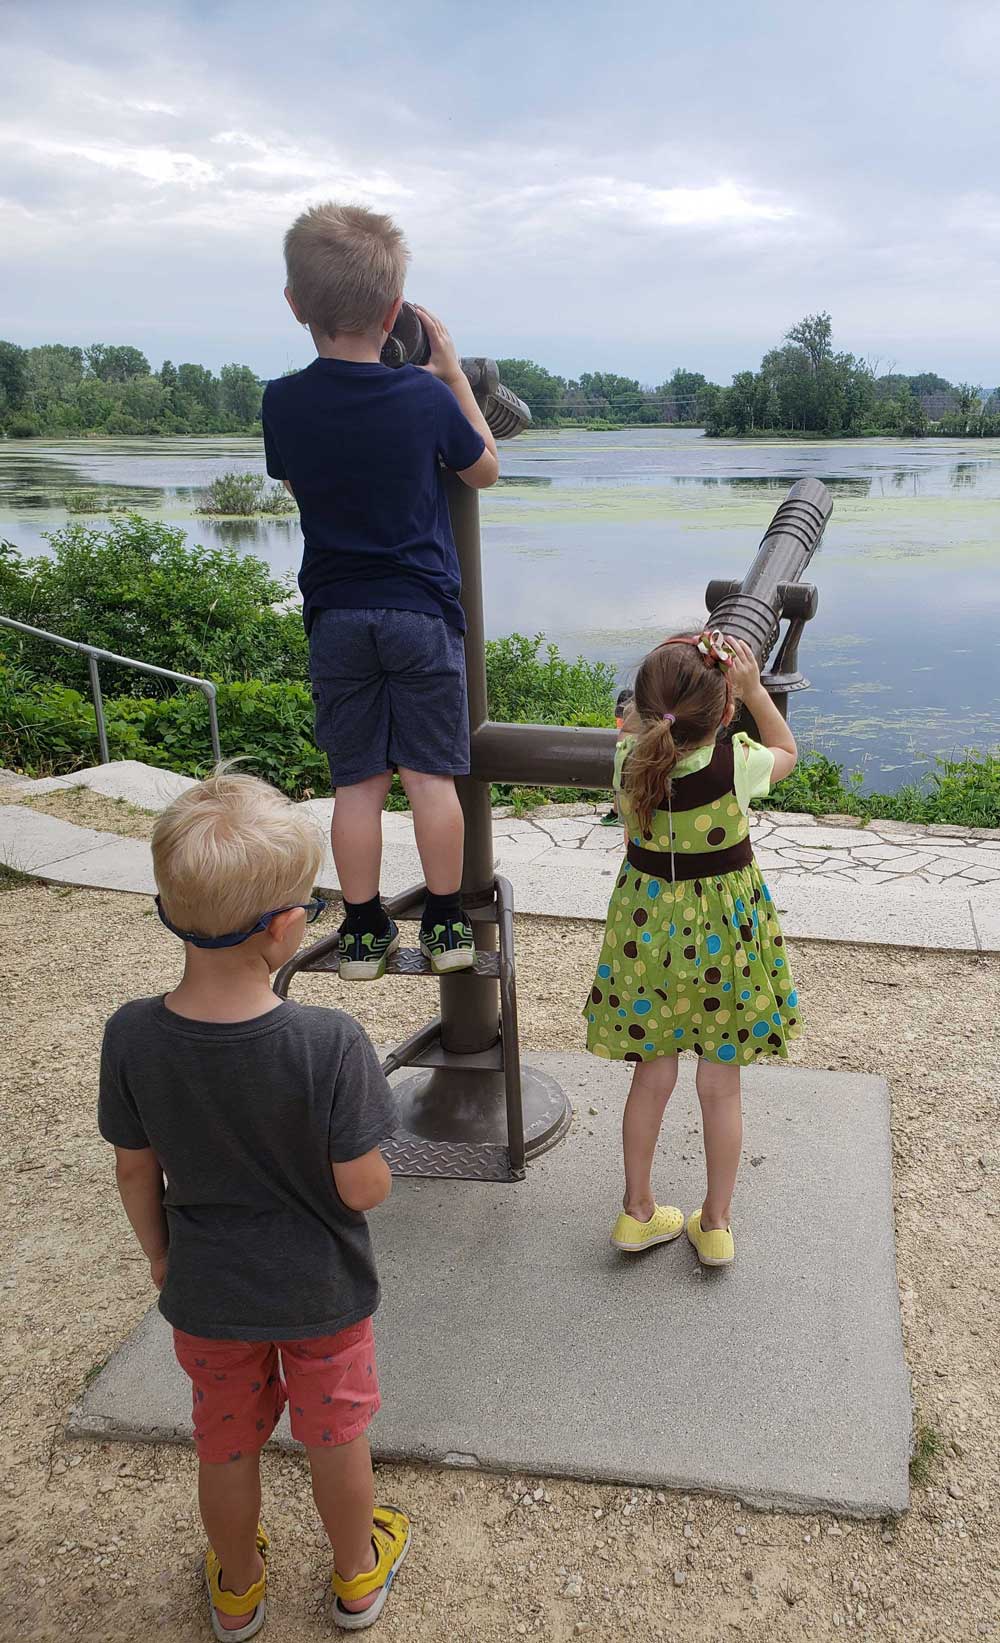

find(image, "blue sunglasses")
[155,894,327,950]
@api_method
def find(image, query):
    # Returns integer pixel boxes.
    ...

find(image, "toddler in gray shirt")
[99,768,410,1636]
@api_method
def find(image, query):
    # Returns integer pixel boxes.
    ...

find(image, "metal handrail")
[0,615,221,765]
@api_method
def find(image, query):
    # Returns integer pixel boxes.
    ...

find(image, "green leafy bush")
[0,516,308,693]
[65,491,116,514]
[0,667,329,798]
[764,749,1000,829]
[3,658,998,824]
[484,633,616,724]
[197,471,297,517]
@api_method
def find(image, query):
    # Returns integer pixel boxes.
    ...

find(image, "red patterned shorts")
[173,1317,379,1464]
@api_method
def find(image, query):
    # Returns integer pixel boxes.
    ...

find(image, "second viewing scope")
[381,301,532,441]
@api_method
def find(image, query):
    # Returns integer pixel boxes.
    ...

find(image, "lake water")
[2,430,999,790]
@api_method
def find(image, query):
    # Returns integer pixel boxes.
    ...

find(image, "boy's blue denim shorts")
[308,606,470,788]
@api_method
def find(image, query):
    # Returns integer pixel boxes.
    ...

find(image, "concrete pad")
[770,875,979,951]
[69,1057,910,1517]
[506,864,618,919]
[26,760,196,810]
[492,837,552,868]
[969,891,1000,954]
[769,825,873,850]
[297,797,334,828]
[0,806,114,873]
[35,837,156,894]
[315,840,426,901]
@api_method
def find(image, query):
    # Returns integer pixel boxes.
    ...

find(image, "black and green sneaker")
[419,915,476,975]
[338,917,400,980]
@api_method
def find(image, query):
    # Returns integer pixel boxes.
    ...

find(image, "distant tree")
[694,382,721,425]
[25,344,85,414]
[219,362,263,425]
[494,358,567,425]
[159,359,178,389]
[907,371,952,397]
[175,362,220,417]
[0,341,28,417]
[785,312,833,372]
[120,376,171,431]
[656,368,708,422]
[84,343,151,382]
[727,371,759,433]
[955,383,983,419]
[577,371,643,421]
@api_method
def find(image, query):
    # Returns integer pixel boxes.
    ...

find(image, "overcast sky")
[2,0,998,385]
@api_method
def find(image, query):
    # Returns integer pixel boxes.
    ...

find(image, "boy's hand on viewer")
[414,306,462,386]
[727,637,764,701]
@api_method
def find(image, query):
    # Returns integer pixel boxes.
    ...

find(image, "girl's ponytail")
[620,633,731,833]
[623,716,680,834]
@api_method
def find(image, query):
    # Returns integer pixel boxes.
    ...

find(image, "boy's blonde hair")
[152,767,323,940]
[284,202,410,338]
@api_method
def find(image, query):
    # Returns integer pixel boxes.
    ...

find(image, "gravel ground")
[0,878,998,1642]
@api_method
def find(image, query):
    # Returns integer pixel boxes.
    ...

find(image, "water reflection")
[200,517,298,550]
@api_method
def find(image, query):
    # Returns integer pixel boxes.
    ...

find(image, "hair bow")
[696,629,735,668]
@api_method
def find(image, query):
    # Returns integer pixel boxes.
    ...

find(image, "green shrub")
[3,412,40,438]
[764,748,1000,829]
[0,517,308,693]
[197,471,296,516]
[0,667,329,798]
[65,490,116,514]
[484,633,616,724]
[4,656,998,825]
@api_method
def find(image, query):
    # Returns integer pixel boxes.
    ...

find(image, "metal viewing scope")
[380,301,532,440]
[278,454,832,1184]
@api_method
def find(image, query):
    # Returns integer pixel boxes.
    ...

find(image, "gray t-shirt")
[98,997,398,1341]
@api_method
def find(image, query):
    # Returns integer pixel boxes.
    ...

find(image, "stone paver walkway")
[2,761,999,952]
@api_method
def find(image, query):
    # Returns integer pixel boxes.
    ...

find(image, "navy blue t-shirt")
[262,359,486,634]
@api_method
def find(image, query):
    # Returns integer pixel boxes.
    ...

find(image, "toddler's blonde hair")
[284,202,410,338]
[152,766,323,940]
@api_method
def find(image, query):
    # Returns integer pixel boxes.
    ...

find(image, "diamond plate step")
[308,946,500,978]
[380,1130,515,1183]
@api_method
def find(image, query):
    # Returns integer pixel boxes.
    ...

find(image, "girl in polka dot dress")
[584,631,801,1267]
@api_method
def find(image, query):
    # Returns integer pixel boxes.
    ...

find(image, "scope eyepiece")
[380,301,532,440]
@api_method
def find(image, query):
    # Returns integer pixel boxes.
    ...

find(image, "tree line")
[0,342,263,437]
[2,317,998,438]
[499,315,1000,436]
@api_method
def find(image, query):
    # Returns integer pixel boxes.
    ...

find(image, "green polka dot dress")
[584,733,801,1066]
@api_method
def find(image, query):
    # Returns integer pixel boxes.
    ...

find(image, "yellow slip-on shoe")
[611,1203,684,1253]
[686,1210,735,1267]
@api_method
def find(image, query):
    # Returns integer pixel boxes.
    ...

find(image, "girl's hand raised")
[727,637,763,701]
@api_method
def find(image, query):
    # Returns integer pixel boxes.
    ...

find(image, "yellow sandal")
[332,1505,411,1631]
[205,1525,269,1641]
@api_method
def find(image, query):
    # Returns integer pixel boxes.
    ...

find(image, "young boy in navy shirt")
[262,203,499,980]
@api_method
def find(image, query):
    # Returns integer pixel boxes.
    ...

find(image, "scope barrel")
[468,476,832,789]
[705,477,831,657]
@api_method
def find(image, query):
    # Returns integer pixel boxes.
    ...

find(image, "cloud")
[1,129,216,187]
[0,0,996,384]
[577,179,795,230]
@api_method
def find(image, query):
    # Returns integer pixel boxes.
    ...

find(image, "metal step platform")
[305,945,501,979]
[274,876,572,1183]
